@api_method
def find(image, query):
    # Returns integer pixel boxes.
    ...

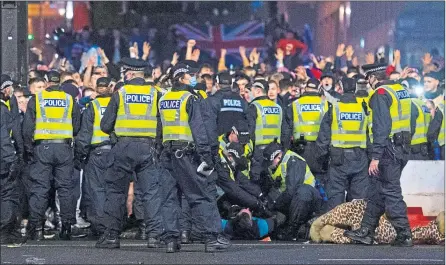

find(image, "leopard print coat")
[310,199,445,245]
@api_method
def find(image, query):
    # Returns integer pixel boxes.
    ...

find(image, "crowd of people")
[1,22,445,253]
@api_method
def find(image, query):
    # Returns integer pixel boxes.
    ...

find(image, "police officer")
[75,77,113,237]
[22,72,81,240]
[262,140,321,240]
[427,100,445,160]
[216,125,267,216]
[344,63,413,247]
[0,76,22,244]
[95,58,166,250]
[247,80,283,185]
[159,63,231,252]
[401,78,432,160]
[281,78,328,183]
[316,77,370,211]
[205,71,248,137]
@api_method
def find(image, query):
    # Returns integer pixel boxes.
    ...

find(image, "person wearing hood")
[320,72,342,103]
[262,140,321,240]
[158,63,231,253]
[95,58,166,251]
[401,78,432,160]
[281,78,329,184]
[246,80,283,185]
[344,63,413,247]
[315,77,371,212]
[423,71,444,108]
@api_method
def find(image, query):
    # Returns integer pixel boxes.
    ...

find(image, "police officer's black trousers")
[361,151,410,233]
[326,148,369,212]
[17,165,31,220]
[300,142,328,185]
[1,173,19,231]
[101,140,163,238]
[161,150,221,241]
[250,145,267,187]
[409,143,430,160]
[28,143,76,225]
[83,148,111,234]
[276,184,321,228]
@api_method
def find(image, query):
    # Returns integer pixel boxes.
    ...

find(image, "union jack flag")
[174,21,265,64]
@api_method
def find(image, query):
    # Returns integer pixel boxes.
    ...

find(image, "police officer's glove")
[272,211,287,228]
[109,132,118,146]
[197,159,214,177]
[8,156,21,180]
[255,200,273,218]
[74,155,85,170]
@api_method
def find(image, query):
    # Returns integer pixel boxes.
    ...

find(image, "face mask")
[189,76,198,87]
[322,84,332,91]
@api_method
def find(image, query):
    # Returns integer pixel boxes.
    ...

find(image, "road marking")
[319,259,444,262]
[1,243,341,247]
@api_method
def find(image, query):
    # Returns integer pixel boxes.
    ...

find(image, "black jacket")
[272,154,308,210]
[205,86,248,142]
[75,94,112,158]
[427,106,444,145]
[0,104,17,173]
[1,98,24,156]
[100,77,163,146]
[23,85,81,155]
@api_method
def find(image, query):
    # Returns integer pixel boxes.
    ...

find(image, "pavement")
[1,240,444,264]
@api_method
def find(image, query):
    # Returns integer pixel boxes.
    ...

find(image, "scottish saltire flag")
[174,21,265,66]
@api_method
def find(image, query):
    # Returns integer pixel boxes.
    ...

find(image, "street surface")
[1,240,444,264]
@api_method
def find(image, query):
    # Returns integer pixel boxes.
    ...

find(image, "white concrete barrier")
[401,160,445,216]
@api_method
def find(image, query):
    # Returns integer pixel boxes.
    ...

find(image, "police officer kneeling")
[344,63,413,247]
[159,63,231,252]
[23,72,81,240]
[95,58,165,250]
[263,140,321,240]
[316,77,370,212]
[75,77,113,237]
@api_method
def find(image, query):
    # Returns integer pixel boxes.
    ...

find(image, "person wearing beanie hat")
[204,70,248,138]
[95,57,173,250]
[74,72,115,239]
[315,76,371,213]
[157,60,231,253]
[22,66,82,242]
[261,139,321,241]
[344,62,414,247]
[247,78,283,185]
[281,77,329,184]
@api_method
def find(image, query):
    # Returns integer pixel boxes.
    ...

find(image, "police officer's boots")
[0,225,23,244]
[26,223,44,242]
[391,229,413,247]
[343,226,375,245]
[180,230,190,244]
[205,234,231,253]
[166,240,181,253]
[95,231,120,249]
[59,222,72,240]
[136,222,147,240]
